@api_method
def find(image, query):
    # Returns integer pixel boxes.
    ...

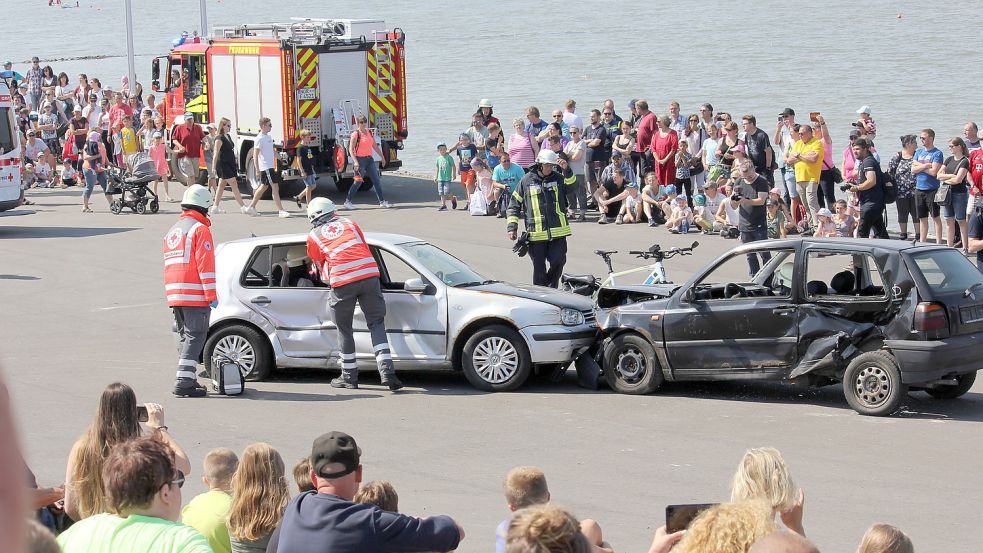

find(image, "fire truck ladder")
[372,33,394,99]
[212,20,346,43]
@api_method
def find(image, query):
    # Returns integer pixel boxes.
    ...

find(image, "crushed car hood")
[470,282,594,310]
[596,283,677,309]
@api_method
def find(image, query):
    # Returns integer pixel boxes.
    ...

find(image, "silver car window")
[401,243,484,287]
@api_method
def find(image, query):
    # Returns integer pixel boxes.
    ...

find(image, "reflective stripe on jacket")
[163,210,217,307]
[506,165,571,241]
[306,216,380,288]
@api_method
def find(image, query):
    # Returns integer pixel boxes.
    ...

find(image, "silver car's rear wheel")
[204,324,272,381]
[461,324,531,392]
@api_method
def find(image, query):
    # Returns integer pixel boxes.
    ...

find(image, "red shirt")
[970,149,983,196]
[172,123,205,159]
[635,112,656,153]
[107,103,133,132]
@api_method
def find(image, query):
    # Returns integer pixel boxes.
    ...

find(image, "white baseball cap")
[856,105,872,115]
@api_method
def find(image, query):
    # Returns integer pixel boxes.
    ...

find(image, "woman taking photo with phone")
[63,382,191,521]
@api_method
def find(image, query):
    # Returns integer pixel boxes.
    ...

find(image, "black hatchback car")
[596,238,983,416]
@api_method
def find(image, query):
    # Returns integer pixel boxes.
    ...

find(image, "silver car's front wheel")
[204,324,273,381]
[461,324,531,392]
[472,336,519,384]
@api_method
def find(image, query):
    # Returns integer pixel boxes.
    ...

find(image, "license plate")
[297,88,316,100]
[960,304,983,324]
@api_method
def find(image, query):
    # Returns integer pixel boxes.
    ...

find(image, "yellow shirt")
[121,127,139,155]
[181,490,232,553]
[791,138,824,183]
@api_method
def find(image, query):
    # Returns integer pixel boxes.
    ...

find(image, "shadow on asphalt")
[242,389,383,402]
[0,274,39,280]
[267,367,983,420]
[0,226,139,239]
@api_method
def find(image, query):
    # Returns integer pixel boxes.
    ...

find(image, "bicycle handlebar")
[630,241,700,260]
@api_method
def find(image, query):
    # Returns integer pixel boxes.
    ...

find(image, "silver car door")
[238,243,335,359]
[351,246,448,362]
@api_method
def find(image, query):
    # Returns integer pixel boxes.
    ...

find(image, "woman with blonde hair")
[730,447,805,535]
[63,382,192,520]
[856,524,914,553]
[227,443,290,553]
[672,500,775,553]
[212,117,246,213]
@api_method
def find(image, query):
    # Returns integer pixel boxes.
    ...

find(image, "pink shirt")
[149,143,169,176]
[507,133,536,168]
[842,146,857,180]
[350,128,374,157]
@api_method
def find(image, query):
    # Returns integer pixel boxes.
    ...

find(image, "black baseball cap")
[310,431,361,479]
[779,108,795,117]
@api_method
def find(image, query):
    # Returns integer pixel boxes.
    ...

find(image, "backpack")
[210,355,245,395]
[878,163,897,204]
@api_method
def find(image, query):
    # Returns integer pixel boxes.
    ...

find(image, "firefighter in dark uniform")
[506,149,572,288]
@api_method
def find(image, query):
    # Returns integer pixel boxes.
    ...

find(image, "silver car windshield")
[401,243,490,287]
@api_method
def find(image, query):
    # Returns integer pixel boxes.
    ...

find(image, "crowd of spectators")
[6,380,920,553]
[444,98,983,267]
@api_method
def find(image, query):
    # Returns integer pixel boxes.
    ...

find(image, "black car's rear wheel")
[925,371,977,399]
[843,351,907,416]
[603,334,664,394]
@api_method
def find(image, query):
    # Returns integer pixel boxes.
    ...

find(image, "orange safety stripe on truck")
[296,47,320,120]
[281,48,298,148]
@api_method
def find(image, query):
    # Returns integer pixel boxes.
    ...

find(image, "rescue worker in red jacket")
[163,184,216,397]
[306,197,403,391]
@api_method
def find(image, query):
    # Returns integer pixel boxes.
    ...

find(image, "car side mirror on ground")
[404,278,429,293]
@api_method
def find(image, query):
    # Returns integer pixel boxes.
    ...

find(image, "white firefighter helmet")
[181,184,213,210]
[307,197,337,222]
[536,149,560,167]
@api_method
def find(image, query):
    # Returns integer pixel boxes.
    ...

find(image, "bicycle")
[560,241,699,297]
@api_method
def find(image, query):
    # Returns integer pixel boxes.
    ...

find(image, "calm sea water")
[10,0,983,180]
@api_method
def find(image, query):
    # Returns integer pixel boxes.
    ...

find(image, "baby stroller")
[108,152,160,214]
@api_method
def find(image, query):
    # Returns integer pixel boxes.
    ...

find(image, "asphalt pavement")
[2,175,981,553]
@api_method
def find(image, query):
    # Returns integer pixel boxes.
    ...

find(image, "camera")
[851,122,861,128]
[730,193,742,202]
[839,183,852,192]
[778,116,784,122]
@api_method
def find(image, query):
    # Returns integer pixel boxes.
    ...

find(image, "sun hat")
[817,207,833,218]
[478,98,493,108]
[856,105,872,115]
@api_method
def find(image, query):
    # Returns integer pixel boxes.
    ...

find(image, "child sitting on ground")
[667,194,693,234]
[353,480,399,512]
[495,467,612,553]
[181,448,239,553]
[657,183,678,222]
[693,194,714,234]
[767,199,788,239]
[33,153,55,188]
[292,458,314,493]
[813,207,837,237]
[61,157,78,187]
[638,171,664,226]
[616,183,643,224]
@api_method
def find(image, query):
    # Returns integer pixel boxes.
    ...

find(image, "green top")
[58,513,213,553]
[435,153,455,182]
[182,490,233,553]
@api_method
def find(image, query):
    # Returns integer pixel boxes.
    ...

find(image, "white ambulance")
[0,81,23,212]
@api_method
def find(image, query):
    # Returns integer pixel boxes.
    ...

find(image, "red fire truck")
[150,19,407,193]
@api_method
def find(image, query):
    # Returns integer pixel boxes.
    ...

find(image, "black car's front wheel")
[603,334,664,394]
[925,371,977,399]
[843,351,907,416]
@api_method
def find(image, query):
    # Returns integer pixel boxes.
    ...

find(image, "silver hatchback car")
[202,233,598,391]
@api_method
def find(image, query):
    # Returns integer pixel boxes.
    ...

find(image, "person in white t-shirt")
[561,99,583,134]
[245,116,288,217]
